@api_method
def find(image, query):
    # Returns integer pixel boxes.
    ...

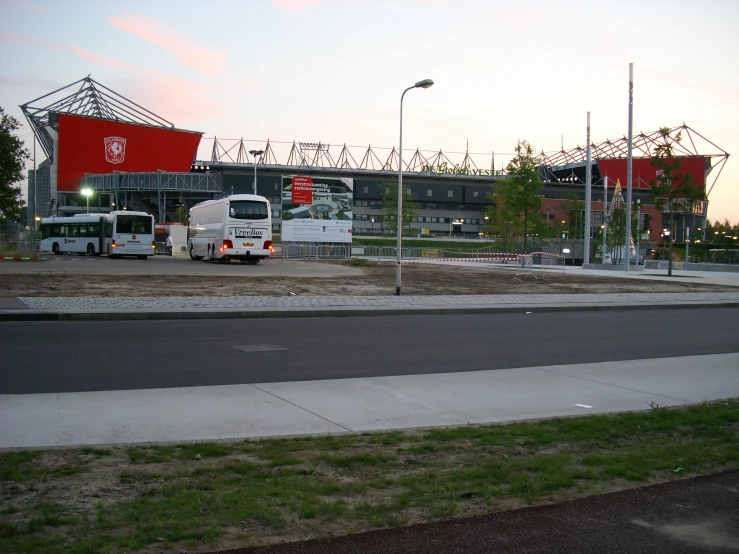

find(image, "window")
[229,201,269,220]
[116,215,153,234]
[473,191,479,198]
[274,183,279,191]
[427,189,433,197]
[364,186,368,193]
[448,191,453,198]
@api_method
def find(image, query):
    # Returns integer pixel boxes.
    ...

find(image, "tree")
[650,127,706,276]
[561,193,585,262]
[0,107,29,222]
[484,197,516,252]
[605,203,639,265]
[381,181,418,237]
[488,140,543,254]
[174,205,187,224]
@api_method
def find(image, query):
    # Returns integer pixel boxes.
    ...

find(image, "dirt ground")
[1,262,736,297]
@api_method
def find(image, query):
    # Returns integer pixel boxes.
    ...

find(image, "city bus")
[188,194,273,263]
[102,211,156,259]
[39,211,156,259]
[39,215,105,255]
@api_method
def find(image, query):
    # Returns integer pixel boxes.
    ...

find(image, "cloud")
[6,1,47,13]
[0,75,60,90]
[108,15,227,78]
[0,33,223,123]
[271,0,320,12]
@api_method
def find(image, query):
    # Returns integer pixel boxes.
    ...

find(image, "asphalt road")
[1,308,737,395]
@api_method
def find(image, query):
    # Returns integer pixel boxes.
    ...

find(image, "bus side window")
[105,222,113,238]
[60,225,68,238]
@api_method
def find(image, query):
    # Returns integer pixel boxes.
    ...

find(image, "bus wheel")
[52,243,60,254]
[87,243,95,256]
[189,244,203,261]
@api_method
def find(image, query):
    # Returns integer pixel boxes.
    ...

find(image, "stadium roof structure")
[19,75,176,163]
[538,124,730,195]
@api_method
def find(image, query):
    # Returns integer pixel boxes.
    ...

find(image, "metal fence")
[0,223,38,258]
[282,243,351,260]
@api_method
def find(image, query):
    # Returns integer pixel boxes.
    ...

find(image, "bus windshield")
[229,201,269,220]
[116,215,153,234]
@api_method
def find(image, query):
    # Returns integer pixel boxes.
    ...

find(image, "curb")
[1,301,738,322]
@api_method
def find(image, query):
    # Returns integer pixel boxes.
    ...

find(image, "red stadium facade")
[56,114,202,192]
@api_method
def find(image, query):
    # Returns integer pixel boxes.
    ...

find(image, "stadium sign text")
[421,162,501,176]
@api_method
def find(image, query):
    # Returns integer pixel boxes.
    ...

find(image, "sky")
[1,0,738,224]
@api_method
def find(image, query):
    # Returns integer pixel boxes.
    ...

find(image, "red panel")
[57,114,202,192]
[596,157,706,191]
[291,176,313,205]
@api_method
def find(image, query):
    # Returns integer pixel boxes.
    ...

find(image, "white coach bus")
[39,215,105,255]
[102,211,156,259]
[188,194,273,263]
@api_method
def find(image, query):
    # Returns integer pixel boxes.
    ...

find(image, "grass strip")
[1,400,737,553]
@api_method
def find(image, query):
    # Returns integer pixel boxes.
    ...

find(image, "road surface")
[2,308,736,395]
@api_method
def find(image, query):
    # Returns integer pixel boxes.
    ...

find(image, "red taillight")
[151,241,156,249]
[263,240,272,249]
[111,240,116,248]
[223,239,233,249]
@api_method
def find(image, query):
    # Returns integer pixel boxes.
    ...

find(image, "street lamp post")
[396,78,434,296]
[371,217,375,235]
[249,150,264,195]
[81,188,93,213]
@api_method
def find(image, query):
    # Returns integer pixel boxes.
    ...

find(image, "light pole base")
[395,287,401,296]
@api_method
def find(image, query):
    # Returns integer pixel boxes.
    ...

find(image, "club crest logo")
[104,136,126,164]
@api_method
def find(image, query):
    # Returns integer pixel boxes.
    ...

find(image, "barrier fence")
[282,243,351,260]
[0,223,38,258]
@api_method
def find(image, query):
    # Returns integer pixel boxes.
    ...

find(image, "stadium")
[22,76,729,258]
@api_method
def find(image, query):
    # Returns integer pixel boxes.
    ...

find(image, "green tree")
[605,203,639,265]
[381,181,418,237]
[488,140,543,254]
[484,197,516,252]
[560,193,585,262]
[0,107,29,222]
[650,127,707,276]
[174,205,187,224]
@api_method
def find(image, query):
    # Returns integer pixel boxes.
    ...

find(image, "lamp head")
[415,79,434,89]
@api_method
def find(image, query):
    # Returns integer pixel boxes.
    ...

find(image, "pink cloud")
[9,1,47,13]
[108,15,227,78]
[272,0,320,12]
[0,33,223,123]
[0,75,60,89]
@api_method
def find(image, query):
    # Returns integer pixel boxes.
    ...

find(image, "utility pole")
[602,176,608,263]
[584,111,592,265]
[624,63,634,271]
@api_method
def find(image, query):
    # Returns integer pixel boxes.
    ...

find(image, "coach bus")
[102,211,156,259]
[39,215,105,255]
[188,194,273,263]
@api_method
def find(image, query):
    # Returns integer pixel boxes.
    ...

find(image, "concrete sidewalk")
[2,352,737,449]
[2,291,739,321]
